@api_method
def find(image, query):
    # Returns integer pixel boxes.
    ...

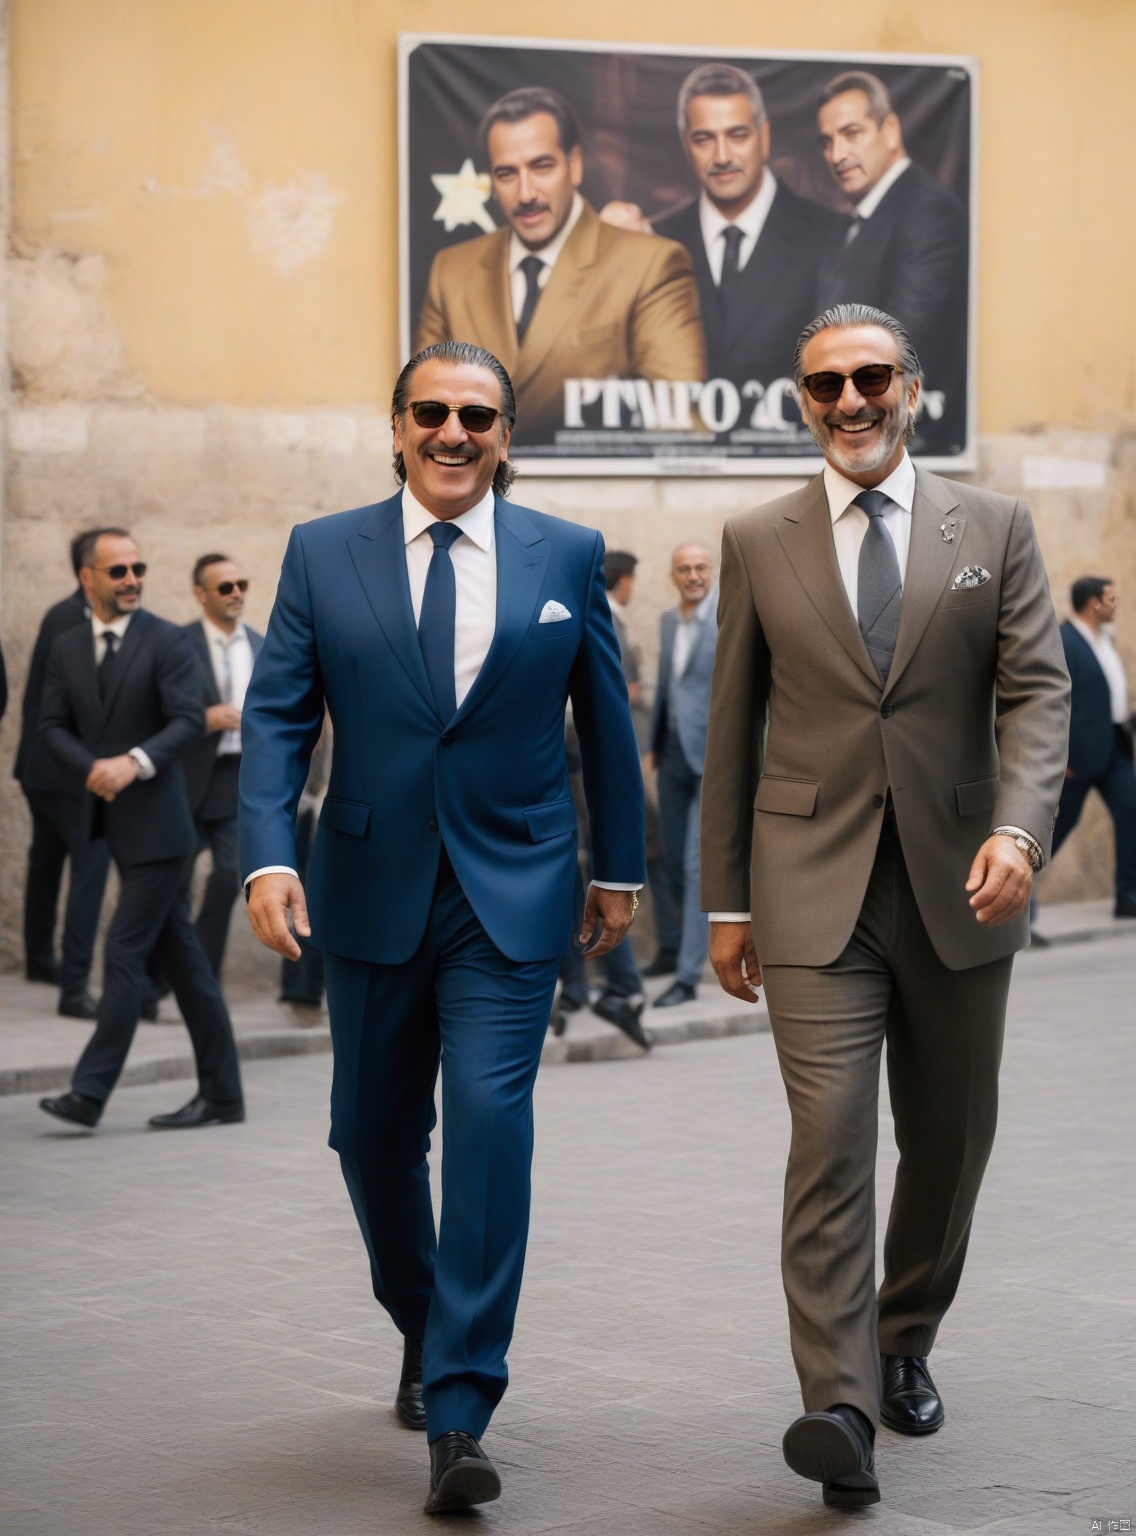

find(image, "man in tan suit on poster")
[416,87,706,447]
[700,304,1069,1508]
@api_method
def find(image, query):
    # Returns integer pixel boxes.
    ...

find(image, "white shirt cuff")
[244,865,299,889]
[590,881,644,891]
[709,912,752,923]
[128,747,156,780]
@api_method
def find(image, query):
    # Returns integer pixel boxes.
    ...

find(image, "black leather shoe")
[783,1405,880,1508]
[39,1090,101,1128]
[58,991,98,1020]
[558,991,586,1014]
[592,991,653,1050]
[1114,896,1136,919]
[148,1094,245,1129]
[642,948,678,977]
[548,1006,567,1038]
[424,1431,501,1515]
[652,979,696,1008]
[26,958,61,985]
[395,1338,426,1431]
[880,1354,945,1434]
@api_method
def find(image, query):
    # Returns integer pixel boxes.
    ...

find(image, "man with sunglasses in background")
[37,528,244,1132]
[701,304,1069,1508]
[180,554,263,979]
[240,340,644,1516]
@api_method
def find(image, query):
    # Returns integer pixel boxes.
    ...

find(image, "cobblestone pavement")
[3,937,1133,1534]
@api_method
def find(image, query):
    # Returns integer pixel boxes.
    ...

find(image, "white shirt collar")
[855,156,911,220]
[201,615,247,647]
[1070,616,1106,651]
[91,611,133,639]
[401,483,496,553]
[508,192,584,276]
[824,451,916,523]
[681,587,718,626]
[698,170,778,250]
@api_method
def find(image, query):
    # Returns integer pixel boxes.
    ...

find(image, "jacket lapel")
[451,498,549,725]
[467,233,517,376]
[512,203,601,394]
[99,610,150,722]
[774,476,880,688]
[72,625,102,740]
[190,622,221,705]
[349,494,438,717]
[882,470,964,698]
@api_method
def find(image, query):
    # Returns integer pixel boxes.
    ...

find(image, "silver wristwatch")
[991,826,1043,871]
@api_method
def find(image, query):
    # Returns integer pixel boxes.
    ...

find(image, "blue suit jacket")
[649,595,719,774]
[239,492,646,964]
[1061,621,1116,780]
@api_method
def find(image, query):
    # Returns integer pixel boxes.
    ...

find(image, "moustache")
[709,163,744,175]
[513,200,551,216]
[823,406,887,428]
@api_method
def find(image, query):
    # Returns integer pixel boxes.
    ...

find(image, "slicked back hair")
[1071,576,1113,613]
[193,553,232,589]
[819,69,893,126]
[478,87,581,160]
[677,63,766,136]
[76,527,132,571]
[391,341,517,498]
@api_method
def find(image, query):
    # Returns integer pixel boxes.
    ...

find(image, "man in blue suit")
[239,341,645,1515]
[1052,576,1136,917]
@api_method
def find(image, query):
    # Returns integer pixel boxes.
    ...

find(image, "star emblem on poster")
[430,159,496,234]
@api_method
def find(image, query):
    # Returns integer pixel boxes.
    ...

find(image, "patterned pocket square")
[538,600,572,623]
[951,566,991,591]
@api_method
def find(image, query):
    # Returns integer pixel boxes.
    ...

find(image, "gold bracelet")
[629,892,639,923]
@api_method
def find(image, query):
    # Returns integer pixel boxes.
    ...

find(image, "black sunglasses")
[409,400,501,433]
[94,563,147,580]
[800,364,902,404]
[206,579,249,596]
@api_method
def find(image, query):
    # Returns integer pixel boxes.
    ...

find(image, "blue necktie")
[854,488,902,685]
[418,521,463,721]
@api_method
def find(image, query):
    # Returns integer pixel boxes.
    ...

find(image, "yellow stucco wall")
[12,0,1136,428]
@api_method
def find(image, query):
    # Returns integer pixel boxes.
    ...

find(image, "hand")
[579,886,637,958]
[247,873,311,960]
[709,921,762,1003]
[206,703,242,733]
[598,200,653,234]
[86,754,140,801]
[645,751,656,775]
[966,834,1033,926]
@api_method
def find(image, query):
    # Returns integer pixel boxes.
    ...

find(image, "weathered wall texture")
[1,1,1134,971]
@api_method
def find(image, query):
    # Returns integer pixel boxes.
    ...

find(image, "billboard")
[399,36,977,476]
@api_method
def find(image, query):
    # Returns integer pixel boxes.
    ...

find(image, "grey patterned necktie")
[855,489,902,684]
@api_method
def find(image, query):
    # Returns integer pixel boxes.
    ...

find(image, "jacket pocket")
[955,776,999,817]
[754,776,819,817]
[319,797,371,838]
[523,799,578,841]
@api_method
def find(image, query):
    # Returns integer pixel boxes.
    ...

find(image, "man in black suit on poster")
[36,529,243,1132]
[815,70,969,454]
[651,64,844,401]
[13,532,110,1014]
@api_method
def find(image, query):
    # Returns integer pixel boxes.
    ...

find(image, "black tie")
[516,255,545,343]
[719,225,744,300]
[98,631,120,703]
[854,489,902,685]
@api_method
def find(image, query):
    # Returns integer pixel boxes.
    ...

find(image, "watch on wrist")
[992,827,1043,871]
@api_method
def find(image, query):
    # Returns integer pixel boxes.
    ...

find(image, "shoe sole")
[424,1459,501,1514]
[823,1474,882,1508]
[148,1113,245,1130]
[880,1403,944,1435]
[782,1414,864,1484]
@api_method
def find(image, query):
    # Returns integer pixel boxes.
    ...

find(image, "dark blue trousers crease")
[324,852,559,1441]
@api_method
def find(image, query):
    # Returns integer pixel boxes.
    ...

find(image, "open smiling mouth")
[425,451,476,467]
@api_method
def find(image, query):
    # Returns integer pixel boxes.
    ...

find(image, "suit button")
[880,703,894,718]
[872,794,885,809]
[428,818,438,832]
[440,734,453,747]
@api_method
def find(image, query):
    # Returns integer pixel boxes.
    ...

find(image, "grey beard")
[807,407,908,475]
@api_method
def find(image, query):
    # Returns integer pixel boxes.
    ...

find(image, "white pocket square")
[538,600,572,623]
[951,566,991,591]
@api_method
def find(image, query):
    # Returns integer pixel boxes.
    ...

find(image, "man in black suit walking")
[13,532,111,1015]
[36,529,243,1131]
[652,63,844,405]
[1052,576,1136,917]
[815,70,968,455]
[181,553,264,977]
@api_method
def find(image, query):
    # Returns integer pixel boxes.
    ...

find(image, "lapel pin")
[940,522,955,543]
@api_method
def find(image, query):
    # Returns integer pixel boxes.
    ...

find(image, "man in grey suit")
[701,304,1069,1507]
[649,544,719,1006]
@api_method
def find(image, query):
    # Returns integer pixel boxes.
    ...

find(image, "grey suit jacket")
[700,471,1070,971]
[181,619,264,815]
[650,595,719,774]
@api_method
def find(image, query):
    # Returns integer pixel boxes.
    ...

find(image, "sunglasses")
[409,400,501,433]
[207,580,249,596]
[94,563,147,580]
[799,364,902,404]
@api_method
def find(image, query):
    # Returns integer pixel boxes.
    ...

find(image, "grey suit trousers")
[761,823,1012,1426]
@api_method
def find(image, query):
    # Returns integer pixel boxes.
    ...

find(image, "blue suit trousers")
[325,852,558,1441]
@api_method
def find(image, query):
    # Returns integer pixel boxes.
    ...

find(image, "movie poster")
[399,37,976,475]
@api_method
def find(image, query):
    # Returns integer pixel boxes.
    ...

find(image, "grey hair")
[794,305,923,440]
[391,341,517,498]
[677,63,766,136]
[819,69,893,126]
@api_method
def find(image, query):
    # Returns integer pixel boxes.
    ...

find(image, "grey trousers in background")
[761,825,1013,1427]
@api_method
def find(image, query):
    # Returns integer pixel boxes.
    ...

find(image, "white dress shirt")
[826,452,916,617]
[855,157,911,221]
[698,172,778,284]
[91,612,155,780]
[1071,617,1130,723]
[201,616,254,754]
[672,588,717,679]
[508,193,585,325]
